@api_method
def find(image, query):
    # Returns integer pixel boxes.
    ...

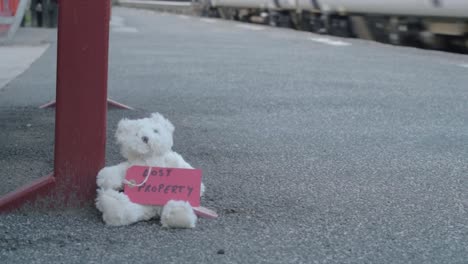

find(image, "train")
[192,0,468,52]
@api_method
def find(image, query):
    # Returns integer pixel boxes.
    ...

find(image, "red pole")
[53,0,110,205]
[0,0,110,211]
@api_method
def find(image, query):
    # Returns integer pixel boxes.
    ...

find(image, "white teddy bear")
[95,113,205,228]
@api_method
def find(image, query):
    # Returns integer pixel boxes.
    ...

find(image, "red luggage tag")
[124,166,217,218]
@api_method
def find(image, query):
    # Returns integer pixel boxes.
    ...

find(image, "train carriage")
[196,0,468,52]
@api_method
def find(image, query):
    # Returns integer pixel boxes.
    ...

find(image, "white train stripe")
[110,16,125,27]
[309,37,351,46]
[119,0,191,7]
[236,24,265,31]
[200,18,217,23]
[112,27,139,33]
[110,16,139,33]
[0,45,49,90]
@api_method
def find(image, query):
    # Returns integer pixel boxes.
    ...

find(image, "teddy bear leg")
[160,200,197,229]
[96,189,159,226]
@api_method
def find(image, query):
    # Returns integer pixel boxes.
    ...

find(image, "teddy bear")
[95,113,205,228]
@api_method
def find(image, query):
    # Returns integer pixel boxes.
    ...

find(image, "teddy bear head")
[115,113,175,160]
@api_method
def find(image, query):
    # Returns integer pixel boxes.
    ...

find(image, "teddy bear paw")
[161,200,197,229]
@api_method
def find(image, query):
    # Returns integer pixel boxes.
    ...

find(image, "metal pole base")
[39,98,134,110]
[0,0,112,213]
[0,174,55,212]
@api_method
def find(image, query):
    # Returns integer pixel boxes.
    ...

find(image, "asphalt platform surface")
[1,7,468,264]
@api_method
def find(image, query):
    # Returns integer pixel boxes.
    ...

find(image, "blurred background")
[1,1,467,263]
[189,0,468,53]
[2,0,467,53]
[23,0,58,28]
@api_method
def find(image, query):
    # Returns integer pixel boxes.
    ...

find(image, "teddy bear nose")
[142,136,149,143]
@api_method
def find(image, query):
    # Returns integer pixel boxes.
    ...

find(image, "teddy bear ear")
[163,118,175,133]
[150,112,163,122]
[151,112,174,133]
[115,118,131,142]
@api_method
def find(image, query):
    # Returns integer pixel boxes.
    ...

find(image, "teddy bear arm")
[96,162,130,190]
[166,152,205,196]
[166,152,193,169]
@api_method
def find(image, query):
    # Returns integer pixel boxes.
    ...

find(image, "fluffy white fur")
[95,113,204,228]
